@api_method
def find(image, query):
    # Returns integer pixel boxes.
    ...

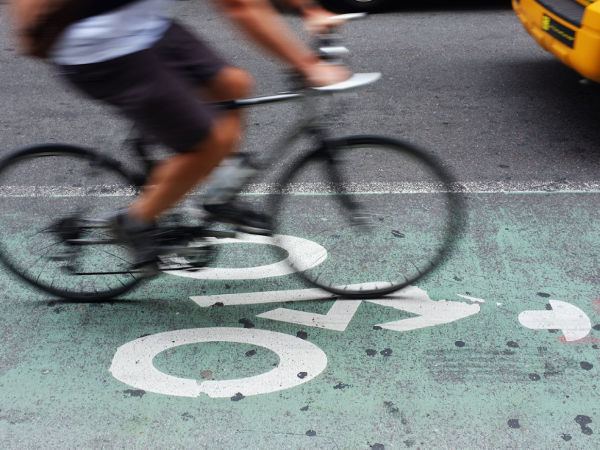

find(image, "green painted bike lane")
[1,192,599,448]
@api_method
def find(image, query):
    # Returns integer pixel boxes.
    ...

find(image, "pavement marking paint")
[518,299,592,342]
[110,327,327,398]
[190,287,337,306]
[191,286,482,333]
[165,234,327,280]
[115,286,483,397]
[5,180,600,197]
[368,287,482,332]
[457,294,485,303]
[2,190,600,448]
[257,300,362,331]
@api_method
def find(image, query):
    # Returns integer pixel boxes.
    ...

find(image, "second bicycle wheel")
[272,135,464,298]
[0,144,144,300]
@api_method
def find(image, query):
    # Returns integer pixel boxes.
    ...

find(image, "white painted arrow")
[368,286,481,332]
[257,300,362,331]
[518,299,591,342]
[191,285,482,332]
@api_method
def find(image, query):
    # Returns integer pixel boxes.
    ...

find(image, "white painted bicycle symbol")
[110,233,487,398]
[110,234,593,398]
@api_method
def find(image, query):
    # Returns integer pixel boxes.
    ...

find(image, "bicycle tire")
[0,144,145,301]
[271,135,464,298]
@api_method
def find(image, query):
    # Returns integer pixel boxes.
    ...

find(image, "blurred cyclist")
[10,0,350,267]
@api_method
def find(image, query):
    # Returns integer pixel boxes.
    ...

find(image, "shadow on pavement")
[392,0,511,12]
[323,0,511,13]
[490,56,600,158]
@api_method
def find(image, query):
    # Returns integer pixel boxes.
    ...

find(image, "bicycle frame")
[127,72,382,187]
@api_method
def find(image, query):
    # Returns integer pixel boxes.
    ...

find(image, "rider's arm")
[214,0,349,86]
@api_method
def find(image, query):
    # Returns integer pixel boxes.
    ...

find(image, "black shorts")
[59,21,228,152]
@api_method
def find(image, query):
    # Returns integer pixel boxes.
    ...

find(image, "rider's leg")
[58,23,261,264]
[128,66,253,222]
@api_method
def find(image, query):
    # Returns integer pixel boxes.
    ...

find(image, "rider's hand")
[302,7,346,35]
[293,3,350,86]
[301,62,351,87]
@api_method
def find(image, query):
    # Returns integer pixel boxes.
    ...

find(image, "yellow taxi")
[513,0,600,82]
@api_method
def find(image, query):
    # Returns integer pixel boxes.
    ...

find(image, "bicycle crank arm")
[71,264,206,275]
[67,238,118,245]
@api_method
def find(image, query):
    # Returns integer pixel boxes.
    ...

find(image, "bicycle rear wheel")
[0,144,144,300]
[271,135,464,298]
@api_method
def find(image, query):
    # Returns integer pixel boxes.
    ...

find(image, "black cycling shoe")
[203,200,272,235]
[108,211,161,275]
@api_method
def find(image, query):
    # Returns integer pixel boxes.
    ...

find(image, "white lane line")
[2,180,600,197]
[246,181,600,195]
[0,185,138,197]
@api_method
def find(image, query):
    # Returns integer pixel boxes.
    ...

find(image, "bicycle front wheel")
[0,144,144,300]
[272,135,464,298]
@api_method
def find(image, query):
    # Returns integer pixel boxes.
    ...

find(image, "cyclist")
[13,0,350,268]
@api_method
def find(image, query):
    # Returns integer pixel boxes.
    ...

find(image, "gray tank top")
[51,0,171,65]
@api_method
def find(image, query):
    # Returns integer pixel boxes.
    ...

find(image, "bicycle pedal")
[233,224,273,236]
[48,252,77,261]
[137,265,160,278]
[156,263,202,272]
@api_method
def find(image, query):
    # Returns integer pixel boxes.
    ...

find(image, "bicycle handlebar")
[214,13,375,110]
[312,13,367,61]
[329,12,367,22]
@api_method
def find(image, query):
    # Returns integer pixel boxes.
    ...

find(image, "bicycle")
[0,14,464,301]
